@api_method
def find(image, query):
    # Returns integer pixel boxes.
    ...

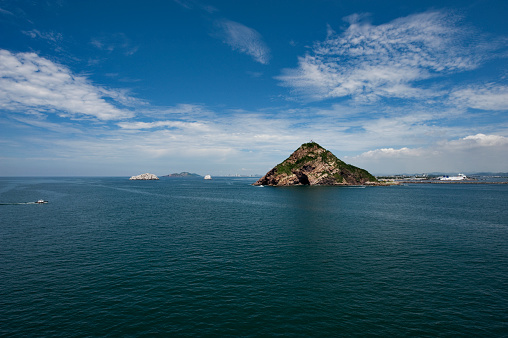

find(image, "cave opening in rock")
[296,173,310,185]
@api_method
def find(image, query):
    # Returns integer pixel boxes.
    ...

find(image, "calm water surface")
[1,177,507,336]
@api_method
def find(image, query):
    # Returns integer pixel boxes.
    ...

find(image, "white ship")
[439,173,468,181]
[204,175,212,180]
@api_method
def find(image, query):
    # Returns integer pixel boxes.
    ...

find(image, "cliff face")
[253,142,378,186]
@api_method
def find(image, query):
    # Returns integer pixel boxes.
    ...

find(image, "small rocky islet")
[129,173,159,180]
[254,142,380,186]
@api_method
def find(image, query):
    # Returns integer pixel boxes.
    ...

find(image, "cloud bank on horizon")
[0,1,507,176]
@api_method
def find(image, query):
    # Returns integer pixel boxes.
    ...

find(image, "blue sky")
[1,0,507,176]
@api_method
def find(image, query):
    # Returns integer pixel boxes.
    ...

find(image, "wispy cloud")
[277,11,500,102]
[0,7,14,16]
[173,0,270,64]
[117,120,211,132]
[141,103,214,119]
[450,84,508,111]
[10,115,84,134]
[173,0,218,13]
[0,49,135,120]
[91,33,139,56]
[214,19,271,65]
[22,29,62,43]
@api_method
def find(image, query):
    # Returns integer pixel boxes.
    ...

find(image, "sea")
[1,177,507,337]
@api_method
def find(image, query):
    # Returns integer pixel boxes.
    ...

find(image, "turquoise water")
[1,177,507,336]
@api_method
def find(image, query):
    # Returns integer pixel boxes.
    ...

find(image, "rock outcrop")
[129,173,159,180]
[253,142,378,186]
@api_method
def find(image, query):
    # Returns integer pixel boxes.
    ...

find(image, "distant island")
[129,173,159,180]
[162,172,201,177]
[254,142,380,186]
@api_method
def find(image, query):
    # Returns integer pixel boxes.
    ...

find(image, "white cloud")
[353,147,424,159]
[450,84,508,111]
[0,49,135,120]
[215,19,270,64]
[277,11,486,101]
[450,133,508,147]
[349,134,508,173]
[117,120,210,132]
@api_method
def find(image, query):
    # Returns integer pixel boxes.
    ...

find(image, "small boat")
[204,175,212,180]
[35,199,48,204]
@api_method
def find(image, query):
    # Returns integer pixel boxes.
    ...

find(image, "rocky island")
[253,142,379,186]
[162,172,201,177]
[129,173,159,180]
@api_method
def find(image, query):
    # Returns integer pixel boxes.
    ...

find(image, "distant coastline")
[377,173,508,185]
[395,180,508,184]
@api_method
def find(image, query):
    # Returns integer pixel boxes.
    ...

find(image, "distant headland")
[254,142,382,186]
[161,172,201,178]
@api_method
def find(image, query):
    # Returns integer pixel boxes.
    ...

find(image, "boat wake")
[0,200,48,205]
[1,202,35,205]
